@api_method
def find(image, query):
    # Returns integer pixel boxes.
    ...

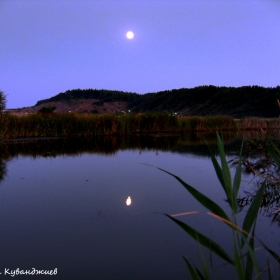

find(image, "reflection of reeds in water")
[230,138,280,225]
[0,159,7,182]
[0,132,241,160]
[233,139,280,175]
[0,132,242,186]
[237,181,280,225]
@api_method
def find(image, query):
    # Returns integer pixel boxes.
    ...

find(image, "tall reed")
[158,133,280,279]
[237,117,280,131]
[0,113,237,139]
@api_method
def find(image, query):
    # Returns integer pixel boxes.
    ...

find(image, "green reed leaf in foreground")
[233,239,245,280]
[165,214,234,265]
[244,223,260,280]
[267,256,273,280]
[162,133,280,278]
[197,237,210,280]
[259,240,280,263]
[207,141,234,211]
[183,257,202,280]
[196,268,206,280]
[241,181,265,247]
[217,133,233,196]
[207,146,225,190]
[209,210,259,277]
[245,237,253,280]
[232,142,243,213]
[158,168,230,221]
[191,232,211,280]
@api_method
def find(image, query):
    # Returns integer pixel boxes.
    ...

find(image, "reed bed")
[0,113,237,139]
[237,117,280,131]
[180,115,236,133]
[1,113,280,140]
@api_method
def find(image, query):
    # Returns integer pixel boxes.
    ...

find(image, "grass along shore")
[0,112,279,139]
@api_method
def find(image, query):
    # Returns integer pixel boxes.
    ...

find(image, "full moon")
[126,31,134,39]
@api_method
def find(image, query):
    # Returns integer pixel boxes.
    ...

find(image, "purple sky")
[1,0,280,109]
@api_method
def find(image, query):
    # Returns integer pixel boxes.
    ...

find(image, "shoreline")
[0,113,279,140]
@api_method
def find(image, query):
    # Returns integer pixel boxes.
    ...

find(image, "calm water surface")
[0,136,279,279]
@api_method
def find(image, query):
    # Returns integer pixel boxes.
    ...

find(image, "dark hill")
[36,89,141,105]
[35,86,280,118]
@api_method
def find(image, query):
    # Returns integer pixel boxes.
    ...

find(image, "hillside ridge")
[12,86,280,118]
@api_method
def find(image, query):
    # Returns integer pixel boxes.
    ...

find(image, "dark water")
[0,135,279,279]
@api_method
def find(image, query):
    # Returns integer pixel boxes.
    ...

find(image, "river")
[0,135,279,279]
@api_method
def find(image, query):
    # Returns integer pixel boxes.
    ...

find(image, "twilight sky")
[1,0,280,109]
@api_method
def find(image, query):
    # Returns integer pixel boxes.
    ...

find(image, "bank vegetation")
[0,112,280,139]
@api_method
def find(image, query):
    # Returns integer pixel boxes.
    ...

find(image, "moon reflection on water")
[126,196,132,206]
